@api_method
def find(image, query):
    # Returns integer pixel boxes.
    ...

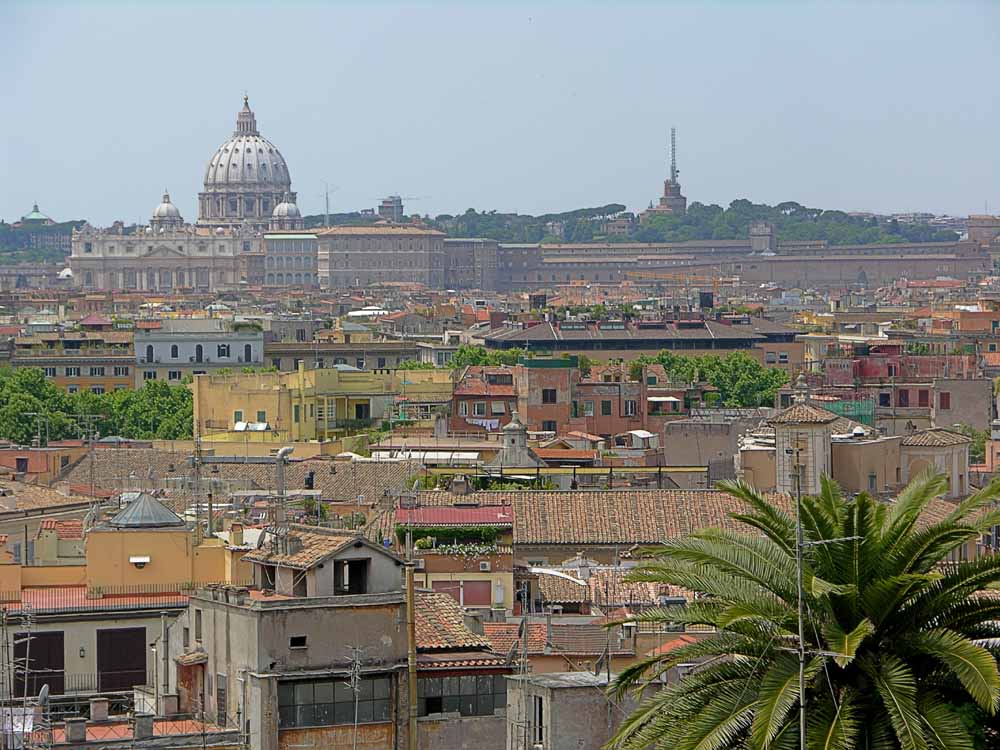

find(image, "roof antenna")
[670,127,678,183]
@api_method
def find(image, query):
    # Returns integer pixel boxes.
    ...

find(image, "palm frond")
[861,653,928,750]
[917,692,975,750]
[806,687,861,750]
[821,618,874,667]
[717,477,796,554]
[905,627,1000,712]
[750,653,823,749]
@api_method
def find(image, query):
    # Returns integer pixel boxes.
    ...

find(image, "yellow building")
[192,365,453,442]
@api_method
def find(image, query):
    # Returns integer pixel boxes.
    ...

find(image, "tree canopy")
[629,350,789,407]
[0,367,192,444]
[611,473,1000,750]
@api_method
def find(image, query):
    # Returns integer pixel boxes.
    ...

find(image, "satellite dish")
[38,684,49,707]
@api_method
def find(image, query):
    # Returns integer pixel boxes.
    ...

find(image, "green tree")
[955,423,989,464]
[611,473,1000,750]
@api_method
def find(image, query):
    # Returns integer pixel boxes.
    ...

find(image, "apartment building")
[11,329,134,393]
[134,318,264,386]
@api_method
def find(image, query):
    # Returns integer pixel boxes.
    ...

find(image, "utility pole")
[405,528,417,750]
[793,441,806,750]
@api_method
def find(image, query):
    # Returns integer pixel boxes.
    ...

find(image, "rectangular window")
[293,404,300,423]
[194,609,202,641]
[114,366,130,377]
[233,410,243,424]
[278,676,392,728]
[42,367,56,377]
[897,390,909,407]
[601,400,612,416]
[583,400,594,417]
[65,367,80,377]
[624,399,637,417]
[418,674,506,718]
[571,401,578,418]
[765,352,777,364]
[473,402,487,416]
[541,389,557,404]
[217,344,230,359]
[377,357,386,369]
[490,401,506,415]
[778,352,789,364]
[289,635,307,650]
[878,392,890,407]
[646,375,658,385]
[168,371,182,381]
[918,390,929,407]
[272,358,282,369]
[90,386,105,395]
[939,392,951,410]
[216,674,227,726]
[868,473,877,491]
[67,385,79,394]
[533,695,544,744]
[89,366,105,377]
[542,420,557,432]
[182,627,189,648]
[143,371,157,381]
[459,401,468,416]
[256,410,267,423]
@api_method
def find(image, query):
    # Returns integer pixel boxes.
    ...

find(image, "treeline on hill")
[303,200,959,246]
[0,220,85,263]
[400,345,787,407]
[0,368,192,445]
[635,199,961,245]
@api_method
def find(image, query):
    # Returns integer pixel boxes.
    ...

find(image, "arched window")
[244,344,252,362]
[195,344,204,363]
[171,344,179,359]
[145,344,153,362]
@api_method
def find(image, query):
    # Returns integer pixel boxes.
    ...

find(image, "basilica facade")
[69,98,304,292]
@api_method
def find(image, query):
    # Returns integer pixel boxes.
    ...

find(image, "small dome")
[152,191,182,220]
[272,193,301,218]
[107,493,186,529]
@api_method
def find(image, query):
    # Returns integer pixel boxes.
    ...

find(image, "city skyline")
[2,2,999,225]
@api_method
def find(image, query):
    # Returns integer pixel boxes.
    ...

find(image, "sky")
[1,1,998,226]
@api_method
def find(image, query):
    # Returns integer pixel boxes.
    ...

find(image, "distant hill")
[289,199,963,247]
[0,220,84,264]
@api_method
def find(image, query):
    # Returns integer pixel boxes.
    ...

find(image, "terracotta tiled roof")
[60,448,420,510]
[415,592,492,651]
[396,506,513,527]
[242,525,358,569]
[417,652,507,669]
[537,573,589,604]
[39,519,84,540]
[901,428,972,447]
[645,634,698,656]
[483,622,548,655]
[510,490,791,546]
[768,403,838,425]
[551,623,633,656]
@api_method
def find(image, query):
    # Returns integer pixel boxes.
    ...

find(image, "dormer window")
[334,559,369,595]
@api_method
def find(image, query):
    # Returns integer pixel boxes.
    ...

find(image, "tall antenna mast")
[670,127,678,184]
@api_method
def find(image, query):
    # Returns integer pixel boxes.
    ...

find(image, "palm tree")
[609,472,1000,750]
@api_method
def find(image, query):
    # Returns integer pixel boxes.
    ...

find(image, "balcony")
[327,418,375,432]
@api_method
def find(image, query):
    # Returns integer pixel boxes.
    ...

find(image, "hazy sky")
[2,2,998,226]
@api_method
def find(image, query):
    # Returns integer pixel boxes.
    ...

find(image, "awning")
[647,396,681,402]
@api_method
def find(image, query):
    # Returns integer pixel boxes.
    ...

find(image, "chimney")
[450,475,470,496]
[134,712,154,740]
[89,696,109,722]
[230,523,244,547]
[65,717,87,744]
